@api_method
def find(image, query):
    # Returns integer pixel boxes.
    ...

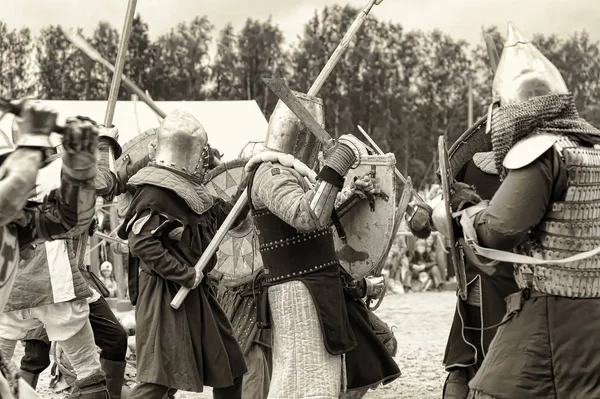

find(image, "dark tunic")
[468,150,600,398]
[118,185,246,392]
[443,160,519,370]
[248,163,401,390]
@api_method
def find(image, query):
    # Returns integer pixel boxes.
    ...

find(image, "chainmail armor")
[490,93,600,177]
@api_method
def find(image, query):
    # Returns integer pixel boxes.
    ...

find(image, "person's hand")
[97,124,122,158]
[450,182,482,212]
[14,100,57,149]
[61,117,98,181]
[365,276,385,299]
[191,268,204,289]
[350,173,381,199]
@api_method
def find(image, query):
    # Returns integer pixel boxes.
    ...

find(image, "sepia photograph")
[0,0,599,398]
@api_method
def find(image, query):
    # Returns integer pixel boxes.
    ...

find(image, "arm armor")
[0,149,43,226]
[309,141,357,227]
[16,157,96,249]
[94,139,125,202]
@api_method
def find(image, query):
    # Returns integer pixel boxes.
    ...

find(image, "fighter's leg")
[35,301,108,398]
[128,382,171,399]
[212,375,243,399]
[88,297,127,398]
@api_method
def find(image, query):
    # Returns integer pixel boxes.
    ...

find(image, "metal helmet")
[238,140,265,159]
[264,91,325,168]
[152,109,210,182]
[492,22,568,106]
[100,261,113,273]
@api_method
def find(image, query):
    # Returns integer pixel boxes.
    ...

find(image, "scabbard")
[256,286,271,329]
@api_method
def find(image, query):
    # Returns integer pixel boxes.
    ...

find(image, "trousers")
[127,376,243,399]
[19,296,128,375]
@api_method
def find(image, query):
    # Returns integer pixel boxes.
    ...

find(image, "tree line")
[1,5,599,187]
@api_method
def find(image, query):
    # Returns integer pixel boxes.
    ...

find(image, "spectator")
[403,239,443,292]
[99,261,118,298]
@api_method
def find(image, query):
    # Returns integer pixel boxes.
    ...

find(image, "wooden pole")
[171,0,385,310]
[104,0,137,299]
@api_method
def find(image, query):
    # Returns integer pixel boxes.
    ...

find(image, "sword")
[63,28,166,119]
[170,0,386,309]
[356,125,425,204]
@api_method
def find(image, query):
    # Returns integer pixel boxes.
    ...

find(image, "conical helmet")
[492,22,568,106]
[152,109,209,182]
[264,91,325,168]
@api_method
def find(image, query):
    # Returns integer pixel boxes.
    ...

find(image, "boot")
[100,359,126,399]
[68,371,110,399]
[18,370,40,390]
[443,369,470,399]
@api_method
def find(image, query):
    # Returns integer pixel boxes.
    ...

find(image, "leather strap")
[457,203,600,265]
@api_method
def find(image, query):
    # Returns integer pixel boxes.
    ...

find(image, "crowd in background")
[383,185,454,294]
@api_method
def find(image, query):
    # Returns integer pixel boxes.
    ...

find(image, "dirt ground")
[15,291,456,399]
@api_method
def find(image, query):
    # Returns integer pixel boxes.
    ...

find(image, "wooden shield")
[213,215,264,287]
[207,159,264,286]
[203,158,248,202]
[333,154,399,280]
[439,135,468,300]
[114,128,157,217]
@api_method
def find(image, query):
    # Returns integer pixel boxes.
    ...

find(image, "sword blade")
[263,78,332,144]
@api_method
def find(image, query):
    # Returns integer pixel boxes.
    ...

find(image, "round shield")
[206,158,263,286]
[115,128,158,217]
[213,214,263,287]
[203,158,248,202]
[448,115,490,180]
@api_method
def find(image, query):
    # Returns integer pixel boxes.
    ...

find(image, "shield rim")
[335,153,398,281]
[438,135,468,300]
[448,115,490,180]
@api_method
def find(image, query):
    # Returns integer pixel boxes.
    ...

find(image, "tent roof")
[0,100,268,161]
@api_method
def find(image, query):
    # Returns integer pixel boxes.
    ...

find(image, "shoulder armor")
[503,132,561,170]
[472,151,498,175]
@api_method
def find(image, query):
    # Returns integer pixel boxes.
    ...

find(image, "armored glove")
[97,124,122,159]
[365,276,385,299]
[449,182,482,212]
[14,100,57,149]
[61,117,99,182]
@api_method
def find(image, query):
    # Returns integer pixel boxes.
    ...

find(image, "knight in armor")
[0,101,99,398]
[5,124,130,399]
[437,139,519,399]
[437,23,600,398]
[116,110,247,399]
[208,140,272,399]
[245,92,400,398]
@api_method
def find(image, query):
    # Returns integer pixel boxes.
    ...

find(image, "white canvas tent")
[0,100,268,161]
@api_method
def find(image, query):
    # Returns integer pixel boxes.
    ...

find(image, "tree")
[0,22,38,98]
[36,25,86,99]
[236,17,288,117]
[149,16,213,100]
[208,23,244,100]
[122,14,153,100]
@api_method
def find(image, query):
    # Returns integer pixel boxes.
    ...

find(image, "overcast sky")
[2,0,599,47]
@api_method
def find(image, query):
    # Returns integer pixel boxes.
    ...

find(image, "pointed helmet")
[264,91,325,168]
[492,22,568,106]
[152,109,210,182]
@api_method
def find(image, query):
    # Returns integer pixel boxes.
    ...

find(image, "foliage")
[0,11,599,187]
